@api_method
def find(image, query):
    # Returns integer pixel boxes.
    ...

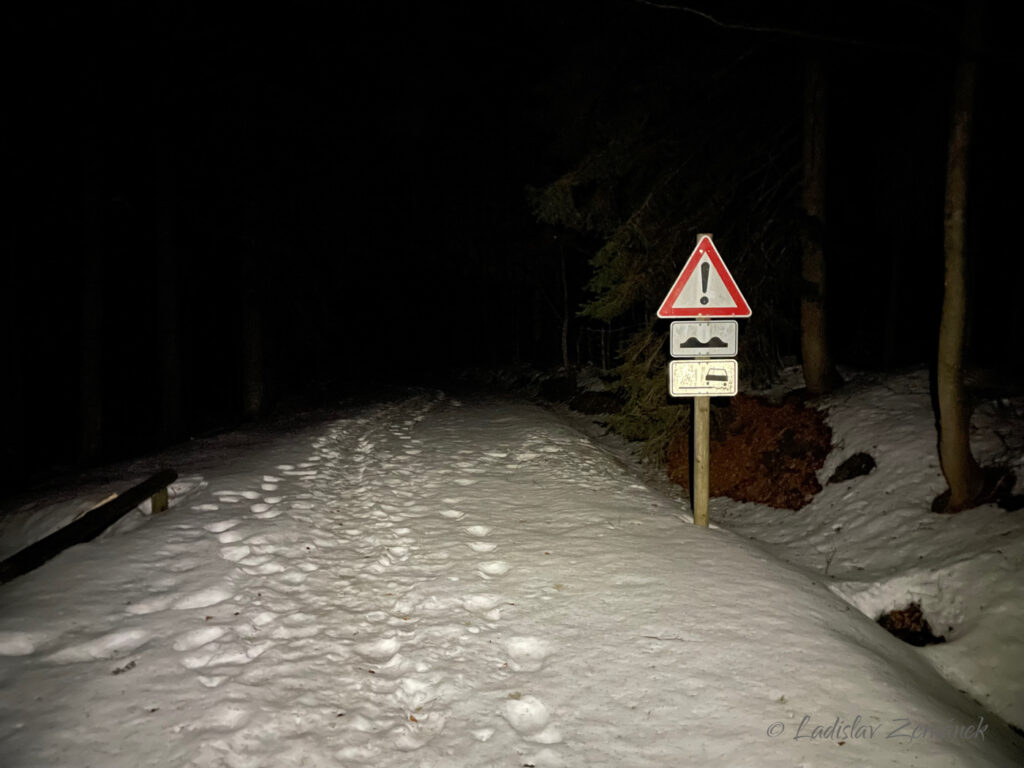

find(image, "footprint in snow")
[204,519,240,533]
[0,630,56,656]
[181,640,273,670]
[355,636,401,663]
[462,594,504,621]
[47,629,149,663]
[173,626,228,652]
[125,594,176,615]
[394,712,447,751]
[252,507,284,520]
[505,636,554,672]
[220,544,251,563]
[279,569,309,585]
[168,557,203,573]
[504,695,562,744]
[193,702,251,731]
[478,561,511,577]
[240,559,286,575]
[173,586,233,610]
[462,593,503,611]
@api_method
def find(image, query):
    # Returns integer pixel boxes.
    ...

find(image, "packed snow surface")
[1,376,1022,766]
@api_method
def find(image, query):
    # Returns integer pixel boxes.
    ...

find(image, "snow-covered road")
[1,393,1020,766]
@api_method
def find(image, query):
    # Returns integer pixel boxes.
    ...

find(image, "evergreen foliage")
[531,43,805,457]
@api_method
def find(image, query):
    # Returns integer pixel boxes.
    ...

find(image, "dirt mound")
[666,394,832,510]
[877,602,947,647]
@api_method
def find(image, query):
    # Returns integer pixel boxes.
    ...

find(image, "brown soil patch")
[877,602,947,647]
[666,394,832,510]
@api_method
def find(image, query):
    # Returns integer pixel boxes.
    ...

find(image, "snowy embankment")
[717,369,1024,731]
[0,387,1022,767]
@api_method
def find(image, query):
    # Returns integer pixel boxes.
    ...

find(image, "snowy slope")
[718,369,1024,731]
[1,389,1022,766]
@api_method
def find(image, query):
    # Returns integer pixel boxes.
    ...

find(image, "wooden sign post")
[658,234,750,527]
[693,394,710,526]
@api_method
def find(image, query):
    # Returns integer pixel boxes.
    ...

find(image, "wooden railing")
[0,469,178,585]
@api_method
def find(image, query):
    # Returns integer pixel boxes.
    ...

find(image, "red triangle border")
[657,236,751,318]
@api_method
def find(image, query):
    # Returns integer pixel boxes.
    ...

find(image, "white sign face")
[668,359,738,397]
[670,320,738,358]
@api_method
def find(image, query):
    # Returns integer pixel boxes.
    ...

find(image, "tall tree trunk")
[80,239,104,461]
[1,258,26,480]
[561,250,576,394]
[799,57,841,396]
[154,58,184,442]
[157,236,183,439]
[79,59,104,464]
[241,256,264,419]
[937,3,984,511]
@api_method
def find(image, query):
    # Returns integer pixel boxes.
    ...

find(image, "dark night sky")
[3,1,1022,476]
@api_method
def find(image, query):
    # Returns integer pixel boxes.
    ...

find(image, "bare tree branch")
[628,0,922,52]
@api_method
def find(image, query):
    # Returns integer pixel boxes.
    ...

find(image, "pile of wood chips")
[666,393,832,510]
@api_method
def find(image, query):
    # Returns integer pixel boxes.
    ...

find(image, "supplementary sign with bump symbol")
[670,320,738,358]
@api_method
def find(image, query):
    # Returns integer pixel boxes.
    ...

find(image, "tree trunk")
[241,257,264,419]
[157,239,183,439]
[937,4,984,511]
[561,250,576,394]
[154,63,183,443]
[1,258,26,480]
[79,251,103,463]
[799,57,841,396]
[79,60,104,464]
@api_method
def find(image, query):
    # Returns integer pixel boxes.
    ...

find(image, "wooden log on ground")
[0,469,178,586]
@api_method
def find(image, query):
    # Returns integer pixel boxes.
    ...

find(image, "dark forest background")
[3,1,1022,494]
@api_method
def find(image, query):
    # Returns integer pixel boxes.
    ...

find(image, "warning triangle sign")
[657,236,751,318]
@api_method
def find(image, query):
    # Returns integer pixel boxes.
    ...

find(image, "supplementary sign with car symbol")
[670,320,737,358]
[668,359,738,396]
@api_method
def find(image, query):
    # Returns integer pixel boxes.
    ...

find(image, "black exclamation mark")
[700,261,710,305]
